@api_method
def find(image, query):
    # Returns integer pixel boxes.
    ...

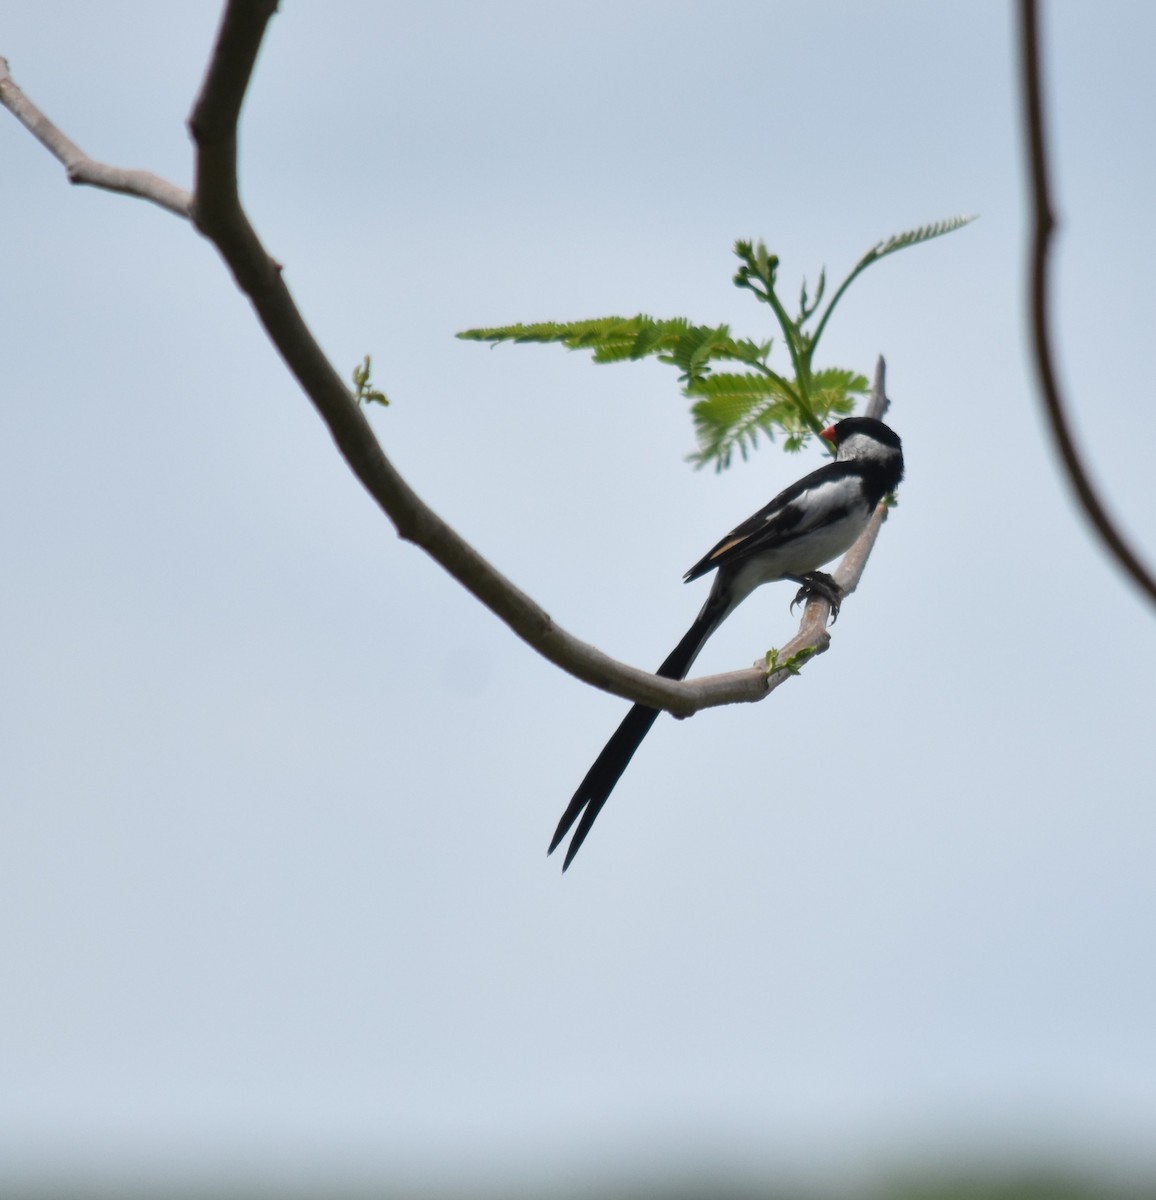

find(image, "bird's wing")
[683,462,865,582]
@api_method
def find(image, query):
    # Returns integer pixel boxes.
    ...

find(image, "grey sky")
[2,1,1155,1191]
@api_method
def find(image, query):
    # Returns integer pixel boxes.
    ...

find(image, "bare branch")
[1,6,900,720]
[0,56,191,218]
[865,355,890,422]
[1019,0,1156,610]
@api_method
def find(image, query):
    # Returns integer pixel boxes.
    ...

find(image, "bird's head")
[821,417,904,487]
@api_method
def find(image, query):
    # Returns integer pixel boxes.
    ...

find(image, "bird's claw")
[790,571,843,622]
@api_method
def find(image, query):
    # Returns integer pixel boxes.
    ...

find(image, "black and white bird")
[549,415,904,871]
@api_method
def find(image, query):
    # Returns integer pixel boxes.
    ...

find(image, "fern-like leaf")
[460,217,970,472]
[865,214,976,265]
[685,372,787,399]
[806,368,867,427]
[658,324,730,385]
[688,366,866,471]
[459,315,778,388]
[810,214,976,349]
[457,315,691,360]
[689,390,795,471]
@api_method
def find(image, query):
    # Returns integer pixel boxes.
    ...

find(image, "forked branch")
[0,56,191,217]
[1,0,900,716]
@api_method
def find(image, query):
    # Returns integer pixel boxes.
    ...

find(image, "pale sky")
[3,2,1155,1193]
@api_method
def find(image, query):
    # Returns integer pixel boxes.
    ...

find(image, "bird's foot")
[789,571,843,622]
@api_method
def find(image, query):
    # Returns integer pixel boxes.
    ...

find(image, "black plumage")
[549,416,904,871]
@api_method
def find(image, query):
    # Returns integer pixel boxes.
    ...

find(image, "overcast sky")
[3,2,1156,1193]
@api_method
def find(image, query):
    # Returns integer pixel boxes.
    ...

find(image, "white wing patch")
[774,475,864,531]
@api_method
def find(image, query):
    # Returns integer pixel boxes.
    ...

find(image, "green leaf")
[685,372,787,398]
[351,353,390,407]
[764,644,818,675]
[661,324,730,384]
[689,386,796,471]
[457,315,688,358]
[868,214,977,263]
[688,366,866,471]
[807,367,869,417]
[459,217,971,471]
[810,214,976,350]
[459,315,774,386]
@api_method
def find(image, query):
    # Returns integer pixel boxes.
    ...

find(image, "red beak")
[820,424,838,442]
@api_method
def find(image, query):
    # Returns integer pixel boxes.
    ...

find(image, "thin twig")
[1,7,899,718]
[1019,0,1156,609]
[865,355,890,422]
[0,57,191,218]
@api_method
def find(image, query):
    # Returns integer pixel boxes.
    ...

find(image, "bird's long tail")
[548,597,728,870]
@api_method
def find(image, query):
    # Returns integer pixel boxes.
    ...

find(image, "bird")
[548,415,904,871]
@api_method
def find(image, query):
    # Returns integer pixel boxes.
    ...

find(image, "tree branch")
[0,57,191,218]
[1,4,899,719]
[1019,0,1156,609]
